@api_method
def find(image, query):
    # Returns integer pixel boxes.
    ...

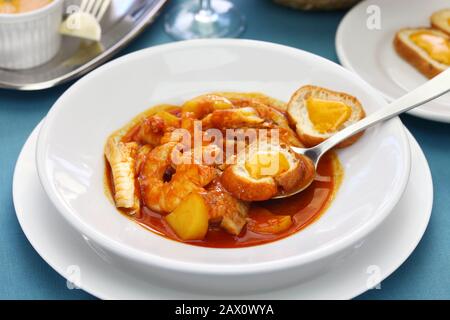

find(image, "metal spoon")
[274,69,450,199]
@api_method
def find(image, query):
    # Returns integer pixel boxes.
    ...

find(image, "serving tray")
[0,0,168,90]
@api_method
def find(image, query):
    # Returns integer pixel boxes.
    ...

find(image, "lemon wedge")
[60,12,102,42]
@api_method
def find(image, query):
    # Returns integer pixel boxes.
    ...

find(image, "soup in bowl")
[104,91,348,248]
[36,40,411,294]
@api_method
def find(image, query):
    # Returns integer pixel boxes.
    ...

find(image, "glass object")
[164,0,245,40]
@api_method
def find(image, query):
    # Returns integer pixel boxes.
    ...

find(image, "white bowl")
[0,0,63,70]
[36,39,411,294]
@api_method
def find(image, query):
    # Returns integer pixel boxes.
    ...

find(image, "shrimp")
[182,94,235,119]
[139,142,217,213]
[201,107,265,130]
[139,142,248,235]
[211,93,303,147]
[127,111,181,146]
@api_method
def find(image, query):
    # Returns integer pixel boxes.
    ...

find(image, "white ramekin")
[0,0,64,70]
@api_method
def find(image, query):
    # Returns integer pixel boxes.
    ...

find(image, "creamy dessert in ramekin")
[0,0,64,70]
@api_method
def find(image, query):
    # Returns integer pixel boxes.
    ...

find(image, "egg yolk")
[245,151,290,179]
[306,97,352,134]
[410,31,450,65]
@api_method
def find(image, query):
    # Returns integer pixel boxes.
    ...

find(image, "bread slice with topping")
[394,28,450,79]
[287,85,365,148]
[431,9,450,35]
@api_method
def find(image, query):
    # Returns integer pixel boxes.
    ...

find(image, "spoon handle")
[314,69,450,157]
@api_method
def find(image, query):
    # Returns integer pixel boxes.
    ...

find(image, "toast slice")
[287,85,365,148]
[394,28,449,79]
[431,9,450,35]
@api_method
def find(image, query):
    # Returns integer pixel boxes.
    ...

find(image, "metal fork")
[79,0,111,22]
[60,0,111,41]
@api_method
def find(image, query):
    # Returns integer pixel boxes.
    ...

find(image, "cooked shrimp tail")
[139,142,217,213]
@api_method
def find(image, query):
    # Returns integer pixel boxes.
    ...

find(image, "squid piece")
[105,137,140,214]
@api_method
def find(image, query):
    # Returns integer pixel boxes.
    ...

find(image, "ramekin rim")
[0,0,63,20]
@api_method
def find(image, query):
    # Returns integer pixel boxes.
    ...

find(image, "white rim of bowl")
[0,0,63,20]
[36,39,411,276]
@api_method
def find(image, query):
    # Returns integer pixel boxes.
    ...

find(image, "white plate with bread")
[336,0,450,123]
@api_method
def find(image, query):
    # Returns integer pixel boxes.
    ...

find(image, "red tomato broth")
[127,152,340,248]
[104,94,343,248]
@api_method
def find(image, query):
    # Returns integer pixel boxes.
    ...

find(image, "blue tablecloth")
[0,0,449,300]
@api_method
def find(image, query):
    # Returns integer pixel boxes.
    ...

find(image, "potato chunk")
[247,208,293,234]
[165,192,209,240]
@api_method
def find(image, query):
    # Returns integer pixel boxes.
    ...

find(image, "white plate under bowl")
[336,0,450,123]
[15,123,431,299]
[35,39,411,294]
